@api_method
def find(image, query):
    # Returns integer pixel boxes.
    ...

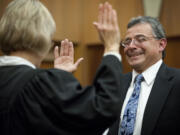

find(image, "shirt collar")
[0,55,36,69]
[132,59,163,86]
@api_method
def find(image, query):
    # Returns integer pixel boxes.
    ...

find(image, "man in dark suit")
[0,0,123,135]
[96,13,180,135]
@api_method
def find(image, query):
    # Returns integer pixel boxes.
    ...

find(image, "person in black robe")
[0,0,123,135]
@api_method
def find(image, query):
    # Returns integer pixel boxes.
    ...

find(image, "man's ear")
[159,38,167,52]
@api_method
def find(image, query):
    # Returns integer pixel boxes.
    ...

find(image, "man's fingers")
[93,22,98,27]
[64,39,69,56]
[97,2,115,30]
[98,4,103,24]
[107,3,112,24]
[103,2,108,26]
[112,9,118,28]
[93,22,100,30]
[60,40,65,56]
[68,41,74,58]
[54,46,59,59]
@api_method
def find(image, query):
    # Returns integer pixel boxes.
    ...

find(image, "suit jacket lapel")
[141,63,174,135]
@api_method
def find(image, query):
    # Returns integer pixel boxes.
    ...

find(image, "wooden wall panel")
[115,0,144,38]
[85,44,104,84]
[159,0,180,71]
[164,37,180,68]
[160,0,180,37]
[41,0,83,42]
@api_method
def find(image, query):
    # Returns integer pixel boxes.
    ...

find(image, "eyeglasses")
[121,34,156,48]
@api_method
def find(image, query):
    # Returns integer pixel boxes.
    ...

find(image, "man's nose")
[128,39,137,48]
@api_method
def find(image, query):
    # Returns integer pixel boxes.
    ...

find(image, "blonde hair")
[0,0,56,56]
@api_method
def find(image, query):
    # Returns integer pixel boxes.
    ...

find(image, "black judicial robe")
[0,55,123,135]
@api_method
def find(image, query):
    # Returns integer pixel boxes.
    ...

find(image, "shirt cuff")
[103,52,122,61]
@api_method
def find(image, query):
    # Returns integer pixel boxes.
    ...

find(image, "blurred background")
[0,0,180,85]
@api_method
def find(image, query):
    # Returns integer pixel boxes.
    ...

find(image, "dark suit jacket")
[0,55,123,135]
[108,63,180,135]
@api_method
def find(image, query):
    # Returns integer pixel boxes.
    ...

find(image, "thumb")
[93,22,99,29]
[74,57,84,68]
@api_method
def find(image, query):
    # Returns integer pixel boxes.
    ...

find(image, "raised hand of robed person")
[54,39,83,72]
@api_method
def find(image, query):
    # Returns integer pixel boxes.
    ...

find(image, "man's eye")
[124,39,131,44]
[136,37,146,42]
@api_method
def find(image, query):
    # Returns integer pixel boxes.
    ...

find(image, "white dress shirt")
[119,59,163,135]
